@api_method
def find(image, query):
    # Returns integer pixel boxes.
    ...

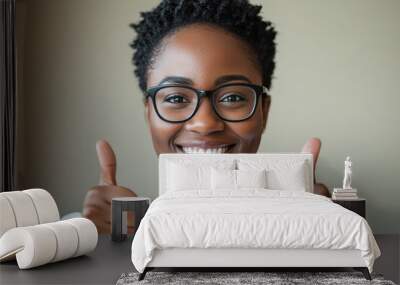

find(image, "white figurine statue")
[342,156,352,189]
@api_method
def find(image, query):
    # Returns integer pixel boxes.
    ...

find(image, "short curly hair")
[130,0,277,94]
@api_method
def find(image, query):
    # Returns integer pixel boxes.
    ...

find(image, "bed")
[131,153,381,280]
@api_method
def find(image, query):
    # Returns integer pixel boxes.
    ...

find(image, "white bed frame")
[140,153,371,280]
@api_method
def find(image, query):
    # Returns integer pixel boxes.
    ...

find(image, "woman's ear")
[261,94,271,133]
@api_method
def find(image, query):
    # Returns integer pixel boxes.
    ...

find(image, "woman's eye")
[219,94,246,102]
[164,95,189,103]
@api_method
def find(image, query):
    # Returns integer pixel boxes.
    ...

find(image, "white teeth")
[181,146,229,154]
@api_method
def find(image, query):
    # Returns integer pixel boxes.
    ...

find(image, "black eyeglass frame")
[145,82,270,123]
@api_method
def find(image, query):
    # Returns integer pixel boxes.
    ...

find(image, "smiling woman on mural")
[83,0,330,233]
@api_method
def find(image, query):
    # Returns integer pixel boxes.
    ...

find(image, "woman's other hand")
[301,138,331,197]
[83,139,137,233]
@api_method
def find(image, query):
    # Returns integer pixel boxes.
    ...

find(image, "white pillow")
[236,169,267,188]
[166,159,236,192]
[266,161,308,191]
[238,159,310,191]
[211,168,267,190]
[211,168,236,190]
[167,163,210,191]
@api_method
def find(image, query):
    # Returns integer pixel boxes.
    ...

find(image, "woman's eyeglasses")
[145,83,269,123]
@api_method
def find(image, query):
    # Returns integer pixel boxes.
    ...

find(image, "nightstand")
[332,198,366,218]
[111,197,151,242]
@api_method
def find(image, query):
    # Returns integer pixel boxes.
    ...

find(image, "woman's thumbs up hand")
[83,139,137,233]
[96,139,118,186]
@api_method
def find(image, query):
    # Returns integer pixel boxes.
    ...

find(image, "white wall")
[17,0,400,233]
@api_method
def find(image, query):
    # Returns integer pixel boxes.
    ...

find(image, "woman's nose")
[184,98,224,135]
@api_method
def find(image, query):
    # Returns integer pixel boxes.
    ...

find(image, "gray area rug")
[117,271,396,285]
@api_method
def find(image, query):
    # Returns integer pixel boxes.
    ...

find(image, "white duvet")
[131,189,380,273]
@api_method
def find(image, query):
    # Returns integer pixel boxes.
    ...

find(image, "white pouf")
[0,218,98,269]
[0,189,98,269]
